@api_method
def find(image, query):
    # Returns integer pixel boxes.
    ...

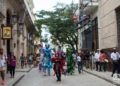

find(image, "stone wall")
[98,0,120,49]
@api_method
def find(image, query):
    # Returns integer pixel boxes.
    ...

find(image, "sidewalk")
[0,67,32,86]
[16,67,32,72]
[84,68,120,86]
[5,72,25,86]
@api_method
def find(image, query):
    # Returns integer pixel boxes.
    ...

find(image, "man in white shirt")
[77,53,82,74]
[111,49,120,77]
[72,52,77,67]
[94,50,100,71]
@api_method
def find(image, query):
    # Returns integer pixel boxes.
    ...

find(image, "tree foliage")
[35,3,78,50]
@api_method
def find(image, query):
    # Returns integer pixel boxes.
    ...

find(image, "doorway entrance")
[6,9,11,54]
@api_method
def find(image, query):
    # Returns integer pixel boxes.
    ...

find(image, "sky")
[33,0,78,12]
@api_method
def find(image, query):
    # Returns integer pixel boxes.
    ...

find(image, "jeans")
[10,66,15,77]
[95,61,100,71]
[77,61,82,73]
[99,62,107,72]
[111,61,119,76]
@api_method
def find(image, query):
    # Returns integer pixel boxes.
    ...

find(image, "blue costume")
[42,44,52,75]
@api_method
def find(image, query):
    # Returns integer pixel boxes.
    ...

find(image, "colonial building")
[78,0,99,51]
[0,0,37,60]
[98,0,120,50]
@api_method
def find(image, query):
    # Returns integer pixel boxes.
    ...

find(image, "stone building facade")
[98,0,120,49]
[0,0,36,60]
[77,0,99,51]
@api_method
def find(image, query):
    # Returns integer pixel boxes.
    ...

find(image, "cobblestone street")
[16,68,116,86]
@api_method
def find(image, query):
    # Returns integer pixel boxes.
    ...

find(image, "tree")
[35,3,78,51]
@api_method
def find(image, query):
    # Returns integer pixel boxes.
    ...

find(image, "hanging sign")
[2,26,12,39]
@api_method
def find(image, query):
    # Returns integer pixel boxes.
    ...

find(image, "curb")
[84,70,120,86]
[11,67,33,86]
[12,75,25,86]
[27,67,33,72]
[16,67,33,73]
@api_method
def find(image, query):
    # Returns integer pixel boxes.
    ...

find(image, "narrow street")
[15,68,115,86]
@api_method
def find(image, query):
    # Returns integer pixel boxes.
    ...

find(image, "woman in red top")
[99,50,108,72]
[52,53,62,82]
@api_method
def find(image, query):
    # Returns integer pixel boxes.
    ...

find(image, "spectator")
[72,52,77,67]
[77,53,82,74]
[99,50,109,72]
[20,53,25,69]
[111,49,120,77]
[7,53,12,74]
[94,50,100,71]
[28,54,33,68]
[0,48,6,85]
[85,50,90,69]
[9,53,16,78]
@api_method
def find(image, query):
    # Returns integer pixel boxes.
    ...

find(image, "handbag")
[104,59,109,63]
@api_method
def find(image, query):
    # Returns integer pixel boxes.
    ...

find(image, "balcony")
[83,0,98,15]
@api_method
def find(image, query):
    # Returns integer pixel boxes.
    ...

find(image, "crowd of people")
[94,49,120,77]
[1,45,120,84]
[0,49,17,85]
[38,45,120,82]
[75,48,120,78]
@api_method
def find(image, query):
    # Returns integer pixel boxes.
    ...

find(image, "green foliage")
[40,38,48,43]
[66,48,74,74]
[35,3,78,49]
